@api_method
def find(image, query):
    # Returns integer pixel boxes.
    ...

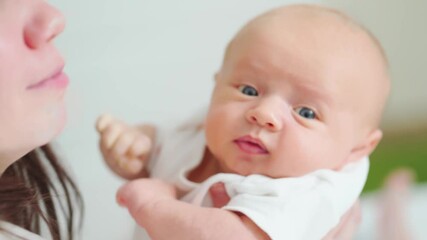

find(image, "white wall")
[48,0,426,239]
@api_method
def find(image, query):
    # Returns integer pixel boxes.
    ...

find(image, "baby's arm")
[118,179,361,240]
[117,179,270,240]
[96,114,156,180]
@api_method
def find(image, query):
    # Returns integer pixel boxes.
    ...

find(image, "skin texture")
[204,5,389,178]
[98,4,390,239]
[0,0,67,174]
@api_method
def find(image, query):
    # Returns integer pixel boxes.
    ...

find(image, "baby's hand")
[116,178,177,227]
[96,114,151,179]
[209,182,231,208]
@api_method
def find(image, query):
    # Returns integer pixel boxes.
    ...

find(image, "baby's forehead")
[244,7,362,45]
[226,6,389,123]
[255,5,357,30]
[229,5,388,83]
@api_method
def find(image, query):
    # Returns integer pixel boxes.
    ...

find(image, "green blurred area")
[363,127,427,193]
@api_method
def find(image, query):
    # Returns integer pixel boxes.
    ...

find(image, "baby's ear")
[347,129,383,163]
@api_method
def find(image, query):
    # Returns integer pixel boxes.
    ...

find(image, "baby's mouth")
[234,135,269,154]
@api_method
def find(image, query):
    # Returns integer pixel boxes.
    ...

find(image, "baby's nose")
[246,99,283,131]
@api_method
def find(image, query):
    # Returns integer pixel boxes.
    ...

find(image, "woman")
[0,0,83,239]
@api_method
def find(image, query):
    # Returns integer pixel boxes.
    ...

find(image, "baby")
[97,4,390,240]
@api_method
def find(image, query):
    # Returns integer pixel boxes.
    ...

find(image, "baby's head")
[204,4,390,178]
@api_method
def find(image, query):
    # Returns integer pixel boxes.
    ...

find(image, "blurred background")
[49,0,426,239]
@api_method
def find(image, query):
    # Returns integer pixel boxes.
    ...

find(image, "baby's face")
[204,10,387,178]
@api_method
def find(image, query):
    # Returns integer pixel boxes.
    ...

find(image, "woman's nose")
[24,2,65,49]
[245,98,283,132]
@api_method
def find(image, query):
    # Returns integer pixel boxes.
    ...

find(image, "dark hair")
[0,144,83,240]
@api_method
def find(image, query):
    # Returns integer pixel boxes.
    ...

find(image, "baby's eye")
[295,107,316,119]
[239,85,258,96]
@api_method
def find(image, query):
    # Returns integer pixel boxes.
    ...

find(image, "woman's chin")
[1,147,36,173]
[34,109,67,148]
[46,104,68,141]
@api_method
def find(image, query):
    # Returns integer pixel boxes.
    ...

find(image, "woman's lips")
[234,135,269,154]
[27,68,69,90]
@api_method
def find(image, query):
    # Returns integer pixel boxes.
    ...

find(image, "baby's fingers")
[129,134,152,157]
[100,121,125,149]
[116,157,144,175]
[112,131,137,157]
[111,132,148,173]
[96,114,114,132]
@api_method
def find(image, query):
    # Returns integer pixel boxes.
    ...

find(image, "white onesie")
[136,111,369,240]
